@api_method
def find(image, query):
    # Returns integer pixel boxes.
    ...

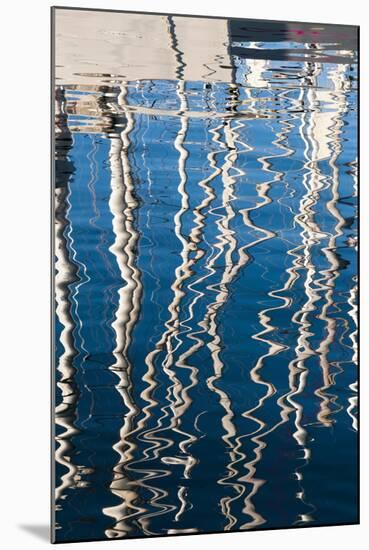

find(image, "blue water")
[54,14,358,543]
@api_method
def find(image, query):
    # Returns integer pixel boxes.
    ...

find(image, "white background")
[1,0,366,548]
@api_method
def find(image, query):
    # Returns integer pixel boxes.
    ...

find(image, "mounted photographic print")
[52,6,359,543]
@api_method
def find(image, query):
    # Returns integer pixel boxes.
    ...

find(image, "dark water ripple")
[53,10,358,542]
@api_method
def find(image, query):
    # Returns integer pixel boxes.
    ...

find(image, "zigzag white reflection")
[54,88,80,505]
[102,84,144,539]
[136,79,200,534]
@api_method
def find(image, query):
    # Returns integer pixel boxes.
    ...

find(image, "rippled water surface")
[53,8,358,543]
